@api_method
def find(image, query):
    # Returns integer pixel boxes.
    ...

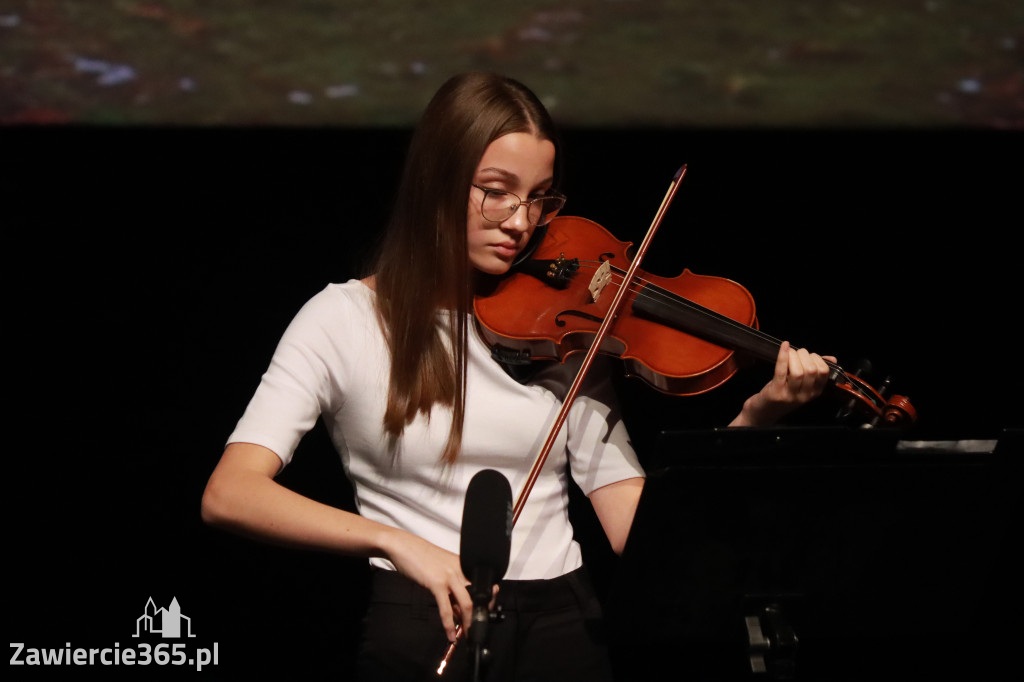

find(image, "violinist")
[200,71,832,682]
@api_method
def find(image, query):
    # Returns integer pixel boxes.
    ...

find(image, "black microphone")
[460,469,513,650]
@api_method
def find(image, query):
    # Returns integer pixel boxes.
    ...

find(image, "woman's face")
[467,132,556,276]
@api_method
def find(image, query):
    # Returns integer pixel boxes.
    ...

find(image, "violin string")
[623,272,852,381]
[570,259,852,383]
[574,258,781,349]
[537,255,891,412]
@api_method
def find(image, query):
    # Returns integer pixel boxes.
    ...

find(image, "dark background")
[7,125,1021,679]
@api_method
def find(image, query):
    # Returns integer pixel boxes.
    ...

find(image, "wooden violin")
[474,214,917,428]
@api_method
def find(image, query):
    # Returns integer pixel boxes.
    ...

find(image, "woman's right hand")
[380,529,473,642]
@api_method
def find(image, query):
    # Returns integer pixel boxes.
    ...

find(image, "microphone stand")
[467,568,497,682]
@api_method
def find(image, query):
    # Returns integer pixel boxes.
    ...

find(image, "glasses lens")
[481,190,517,222]
[533,196,565,225]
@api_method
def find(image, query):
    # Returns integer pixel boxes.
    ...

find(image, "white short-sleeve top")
[228,280,644,580]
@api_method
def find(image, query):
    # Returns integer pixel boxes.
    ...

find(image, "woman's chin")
[472,258,515,276]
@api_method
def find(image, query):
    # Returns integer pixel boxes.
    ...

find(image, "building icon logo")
[132,597,196,638]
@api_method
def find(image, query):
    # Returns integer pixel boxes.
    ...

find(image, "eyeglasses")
[472,185,566,226]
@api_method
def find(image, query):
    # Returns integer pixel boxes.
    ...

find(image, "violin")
[473,215,917,428]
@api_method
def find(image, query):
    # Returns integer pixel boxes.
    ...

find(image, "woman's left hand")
[729,341,834,427]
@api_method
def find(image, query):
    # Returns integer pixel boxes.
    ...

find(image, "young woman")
[201,72,831,681]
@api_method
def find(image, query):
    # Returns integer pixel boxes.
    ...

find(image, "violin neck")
[630,280,914,426]
[631,284,780,363]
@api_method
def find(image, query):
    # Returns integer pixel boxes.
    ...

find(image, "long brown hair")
[371,72,561,464]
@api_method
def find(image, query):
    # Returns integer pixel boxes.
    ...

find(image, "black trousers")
[357,566,614,682]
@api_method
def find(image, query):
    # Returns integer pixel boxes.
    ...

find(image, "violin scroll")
[832,368,917,428]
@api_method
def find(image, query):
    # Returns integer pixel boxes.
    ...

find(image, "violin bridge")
[589,261,612,302]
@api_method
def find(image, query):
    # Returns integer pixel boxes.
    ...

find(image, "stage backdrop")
[7,124,1019,679]
[4,1,1022,128]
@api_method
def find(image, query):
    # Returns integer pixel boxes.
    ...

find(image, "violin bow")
[511,165,687,522]
[437,164,687,674]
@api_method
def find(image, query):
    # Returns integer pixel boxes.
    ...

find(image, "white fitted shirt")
[227,280,644,580]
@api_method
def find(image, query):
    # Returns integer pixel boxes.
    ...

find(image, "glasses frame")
[471,184,566,226]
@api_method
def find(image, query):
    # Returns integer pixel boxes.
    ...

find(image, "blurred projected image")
[3,1,1021,127]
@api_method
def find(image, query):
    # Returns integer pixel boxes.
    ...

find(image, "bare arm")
[585,342,829,553]
[201,442,472,642]
[588,476,645,555]
[729,341,833,427]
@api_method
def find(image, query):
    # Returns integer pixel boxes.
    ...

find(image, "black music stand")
[607,427,1020,681]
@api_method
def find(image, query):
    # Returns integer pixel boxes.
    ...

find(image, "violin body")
[475,215,760,396]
